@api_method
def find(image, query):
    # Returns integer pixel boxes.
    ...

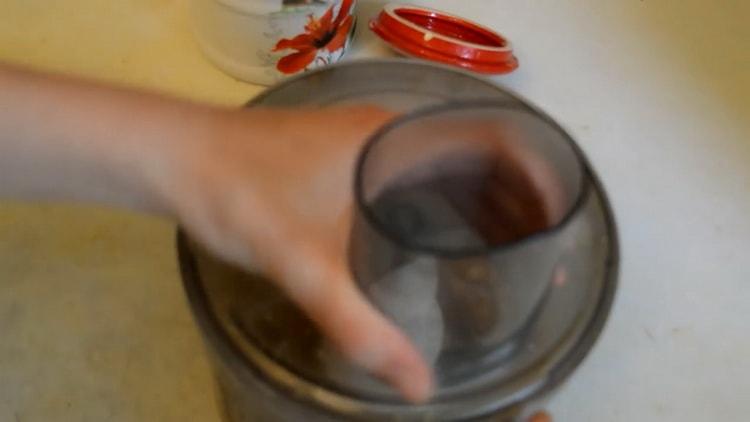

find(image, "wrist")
[122,101,232,217]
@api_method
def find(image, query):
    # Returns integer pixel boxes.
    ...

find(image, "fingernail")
[380,340,434,403]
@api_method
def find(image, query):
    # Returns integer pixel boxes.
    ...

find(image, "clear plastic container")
[177,60,619,421]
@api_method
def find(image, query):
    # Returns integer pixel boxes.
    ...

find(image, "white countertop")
[0,0,748,421]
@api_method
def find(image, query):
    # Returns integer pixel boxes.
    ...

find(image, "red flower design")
[272,0,355,74]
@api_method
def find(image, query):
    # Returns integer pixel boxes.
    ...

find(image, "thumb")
[273,241,434,403]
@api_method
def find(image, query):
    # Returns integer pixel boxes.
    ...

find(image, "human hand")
[0,63,563,411]
[0,65,431,401]
[156,105,433,402]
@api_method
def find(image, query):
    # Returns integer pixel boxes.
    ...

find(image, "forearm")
[0,70,433,401]
[0,63,223,214]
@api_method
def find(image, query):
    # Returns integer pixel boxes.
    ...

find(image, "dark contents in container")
[370,153,553,253]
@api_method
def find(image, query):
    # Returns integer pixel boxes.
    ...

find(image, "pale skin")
[0,63,431,402]
[0,64,559,418]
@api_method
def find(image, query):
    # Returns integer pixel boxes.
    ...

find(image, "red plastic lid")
[369,4,518,75]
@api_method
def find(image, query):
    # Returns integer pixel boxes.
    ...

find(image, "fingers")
[505,143,568,225]
[331,104,398,124]
[273,241,434,403]
[209,105,427,402]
